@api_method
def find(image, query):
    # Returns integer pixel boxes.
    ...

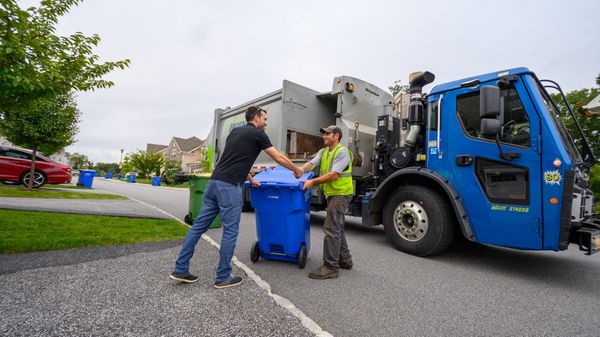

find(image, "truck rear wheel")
[383,185,455,256]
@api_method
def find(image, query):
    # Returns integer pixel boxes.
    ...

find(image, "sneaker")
[339,259,353,270]
[308,265,339,279]
[214,276,243,289]
[169,272,199,283]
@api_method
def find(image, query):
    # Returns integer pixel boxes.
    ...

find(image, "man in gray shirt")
[301,125,354,279]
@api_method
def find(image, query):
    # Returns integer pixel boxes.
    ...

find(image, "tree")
[70,152,91,169]
[120,153,134,175]
[548,74,600,203]
[0,93,80,188]
[550,87,600,159]
[0,0,129,188]
[129,150,164,179]
[388,80,409,97]
[162,158,182,185]
[94,162,119,175]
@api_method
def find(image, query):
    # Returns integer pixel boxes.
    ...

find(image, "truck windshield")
[532,80,583,165]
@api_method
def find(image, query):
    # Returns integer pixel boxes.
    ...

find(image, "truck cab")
[369,67,598,256]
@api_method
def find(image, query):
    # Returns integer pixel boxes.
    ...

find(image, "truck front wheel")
[383,185,455,256]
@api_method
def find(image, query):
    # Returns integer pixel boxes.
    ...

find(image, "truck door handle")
[455,155,473,166]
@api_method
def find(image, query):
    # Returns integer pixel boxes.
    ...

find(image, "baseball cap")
[319,125,341,134]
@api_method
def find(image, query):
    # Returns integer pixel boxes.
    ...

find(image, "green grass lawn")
[115,177,189,188]
[0,209,188,254]
[43,184,91,190]
[0,185,126,200]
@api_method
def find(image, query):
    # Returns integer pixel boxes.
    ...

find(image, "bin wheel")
[250,241,260,262]
[298,245,307,269]
[184,214,192,225]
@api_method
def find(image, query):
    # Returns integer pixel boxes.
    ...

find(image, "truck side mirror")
[480,86,501,137]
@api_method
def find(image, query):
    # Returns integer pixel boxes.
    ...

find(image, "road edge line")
[126,196,333,337]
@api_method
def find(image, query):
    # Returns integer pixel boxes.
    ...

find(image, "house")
[583,94,600,115]
[147,136,206,173]
[146,143,168,156]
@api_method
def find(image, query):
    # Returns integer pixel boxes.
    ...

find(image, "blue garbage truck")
[207,67,598,257]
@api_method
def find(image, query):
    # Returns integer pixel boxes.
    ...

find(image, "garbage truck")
[205,67,599,257]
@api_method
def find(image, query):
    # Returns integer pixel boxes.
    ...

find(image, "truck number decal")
[491,205,529,213]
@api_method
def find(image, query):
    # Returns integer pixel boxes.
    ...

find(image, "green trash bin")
[185,174,221,228]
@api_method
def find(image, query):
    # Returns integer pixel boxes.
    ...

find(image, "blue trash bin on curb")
[127,173,136,183]
[152,176,161,186]
[104,173,113,179]
[244,166,314,268]
[77,169,96,188]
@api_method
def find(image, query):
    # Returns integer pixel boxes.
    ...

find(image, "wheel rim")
[393,200,428,242]
[23,172,44,187]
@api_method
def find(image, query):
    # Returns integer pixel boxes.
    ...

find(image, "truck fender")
[369,167,476,242]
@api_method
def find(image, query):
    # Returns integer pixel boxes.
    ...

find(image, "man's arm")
[263,147,303,178]
[302,171,339,190]
[300,162,316,174]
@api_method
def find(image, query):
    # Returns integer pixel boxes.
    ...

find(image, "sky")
[24,0,600,163]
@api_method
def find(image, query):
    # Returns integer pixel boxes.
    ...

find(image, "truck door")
[439,79,543,249]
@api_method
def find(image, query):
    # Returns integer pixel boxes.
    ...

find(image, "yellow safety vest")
[319,144,353,197]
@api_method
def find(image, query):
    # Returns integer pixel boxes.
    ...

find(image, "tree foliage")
[94,162,119,175]
[70,152,91,169]
[550,86,600,160]
[548,73,600,202]
[388,80,409,97]
[129,150,164,179]
[162,158,182,185]
[0,92,80,156]
[0,0,130,112]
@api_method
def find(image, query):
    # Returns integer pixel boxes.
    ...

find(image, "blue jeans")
[174,179,243,283]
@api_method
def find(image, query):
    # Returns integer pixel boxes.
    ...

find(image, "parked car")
[0,146,72,188]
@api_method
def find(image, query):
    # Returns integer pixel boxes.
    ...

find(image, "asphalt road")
[96,179,600,337]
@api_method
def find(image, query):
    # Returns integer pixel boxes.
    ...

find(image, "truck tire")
[383,185,455,256]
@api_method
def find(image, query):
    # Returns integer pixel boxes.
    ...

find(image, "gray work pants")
[322,195,353,270]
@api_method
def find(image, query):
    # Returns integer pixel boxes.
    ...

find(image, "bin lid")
[189,173,211,180]
[245,166,313,188]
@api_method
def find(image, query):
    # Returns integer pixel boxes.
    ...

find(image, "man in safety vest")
[301,125,354,279]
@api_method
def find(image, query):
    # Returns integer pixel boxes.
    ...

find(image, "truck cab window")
[456,85,530,147]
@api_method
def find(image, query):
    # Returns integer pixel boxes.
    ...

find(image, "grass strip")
[0,185,126,200]
[0,209,188,254]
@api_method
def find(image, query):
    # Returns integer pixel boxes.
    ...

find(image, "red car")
[0,146,72,188]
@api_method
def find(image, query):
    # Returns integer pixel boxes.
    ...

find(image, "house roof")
[173,136,204,152]
[146,143,168,153]
[583,93,600,114]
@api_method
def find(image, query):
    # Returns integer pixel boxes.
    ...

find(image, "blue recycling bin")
[77,169,96,188]
[245,166,313,268]
[104,173,113,179]
[127,174,136,183]
[152,176,161,186]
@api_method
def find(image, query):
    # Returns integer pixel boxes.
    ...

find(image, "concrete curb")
[126,196,333,337]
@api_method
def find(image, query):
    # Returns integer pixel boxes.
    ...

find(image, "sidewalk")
[0,240,314,337]
[0,197,171,219]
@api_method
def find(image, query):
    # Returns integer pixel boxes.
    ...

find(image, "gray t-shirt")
[309,147,351,174]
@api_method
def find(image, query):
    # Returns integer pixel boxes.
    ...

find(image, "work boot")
[339,258,353,270]
[308,265,338,279]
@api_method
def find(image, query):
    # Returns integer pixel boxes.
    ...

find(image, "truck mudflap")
[576,217,600,255]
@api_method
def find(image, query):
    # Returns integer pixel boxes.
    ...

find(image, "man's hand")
[250,178,261,187]
[294,167,303,179]
[301,179,315,190]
